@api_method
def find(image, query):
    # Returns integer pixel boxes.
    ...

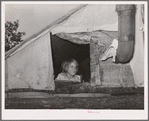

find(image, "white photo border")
[1,1,148,120]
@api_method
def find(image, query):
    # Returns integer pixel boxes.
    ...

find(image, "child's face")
[67,62,78,76]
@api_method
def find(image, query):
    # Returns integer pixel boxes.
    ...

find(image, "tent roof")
[5,4,118,59]
[52,4,118,34]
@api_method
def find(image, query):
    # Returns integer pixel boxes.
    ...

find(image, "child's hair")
[61,58,79,73]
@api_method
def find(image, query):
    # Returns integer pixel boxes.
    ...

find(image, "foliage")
[5,20,25,52]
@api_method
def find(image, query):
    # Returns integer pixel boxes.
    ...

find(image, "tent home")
[5,4,144,92]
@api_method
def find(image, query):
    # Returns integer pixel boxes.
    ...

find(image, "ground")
[5,82,144,109]
[6,94,143,109]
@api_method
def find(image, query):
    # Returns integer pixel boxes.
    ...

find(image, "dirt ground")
[6,93,143,109]
[5,82,144,109]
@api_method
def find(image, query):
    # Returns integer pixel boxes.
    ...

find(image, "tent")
[5,4,144,91]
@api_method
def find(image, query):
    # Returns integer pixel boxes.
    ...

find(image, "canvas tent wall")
[5,4,144,91]
[130,4,144,87]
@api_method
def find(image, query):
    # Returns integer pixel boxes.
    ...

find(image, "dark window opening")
[50,33,90,82]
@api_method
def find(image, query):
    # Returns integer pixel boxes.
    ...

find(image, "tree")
[5,20,25,52]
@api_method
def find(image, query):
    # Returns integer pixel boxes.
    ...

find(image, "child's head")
[61,58,78,76]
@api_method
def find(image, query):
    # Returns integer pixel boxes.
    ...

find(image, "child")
[55,58,81,82]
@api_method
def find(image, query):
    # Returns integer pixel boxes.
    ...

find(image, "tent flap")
[56,32,90,44]
[6,33,55,90]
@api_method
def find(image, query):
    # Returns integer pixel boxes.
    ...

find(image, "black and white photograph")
[1,1,148,120]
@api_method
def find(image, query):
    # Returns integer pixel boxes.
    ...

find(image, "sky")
[5,3,117,40]
[5,4,79,40]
